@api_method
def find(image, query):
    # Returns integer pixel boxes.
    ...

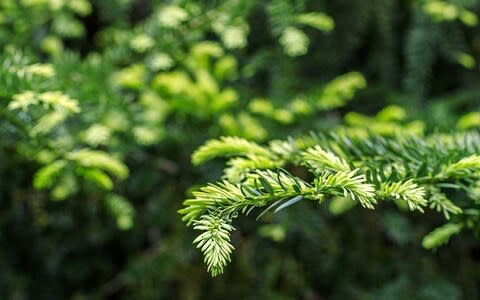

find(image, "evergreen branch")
[428,188,462,219]
[224,155,280,182]
[379,180,427,212]
[422,223,463,249]
[302,145,350,172]
[439,154,480,178]
[182,131,480,276]
[67,149,129,179]
[192,136,271,165]
[315,170,376,209]
[193,215,235,277]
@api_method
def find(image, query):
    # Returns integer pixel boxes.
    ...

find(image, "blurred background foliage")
[0,0,479,299]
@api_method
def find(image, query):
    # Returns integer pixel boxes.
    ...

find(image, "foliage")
[182,132,480,276]
[1,0,480,299]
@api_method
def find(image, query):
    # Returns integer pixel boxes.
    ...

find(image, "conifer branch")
[181,131,480,276]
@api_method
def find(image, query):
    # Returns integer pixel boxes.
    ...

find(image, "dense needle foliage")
[182,132,480,276]
[1,0,480,299]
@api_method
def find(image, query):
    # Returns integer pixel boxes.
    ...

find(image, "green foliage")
[1,0,480,299]
[295,12,334,32]
[193,215,235,277]
[423,0,478,26]
[182,131,480,276]
[457,112,480,129]
[105,194,135,230]
[422,223,464,249]
[67,149,129,179]
[33,160,67,189]
[192,136,271,166]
